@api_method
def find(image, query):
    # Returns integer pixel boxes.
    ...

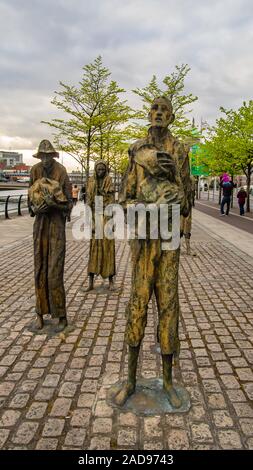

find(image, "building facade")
[0,151,23,167]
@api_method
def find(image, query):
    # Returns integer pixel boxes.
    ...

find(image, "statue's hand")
[157,188,183,206]
[43,189,55,207]
[29,209,36,218]
[36,202,49,214]
[156,152,176,180]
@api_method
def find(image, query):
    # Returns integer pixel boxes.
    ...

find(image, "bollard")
[5,195,10,219]
[18,194,23,216]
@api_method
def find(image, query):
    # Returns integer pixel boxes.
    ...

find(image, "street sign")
[190,144,209,176]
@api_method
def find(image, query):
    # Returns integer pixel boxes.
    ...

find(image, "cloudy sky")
[0,0,252,169]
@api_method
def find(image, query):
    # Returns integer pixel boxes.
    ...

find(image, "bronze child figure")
[28,140,73,332]
[116,97,192,409]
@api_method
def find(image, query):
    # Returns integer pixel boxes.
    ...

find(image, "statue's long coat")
[29,160,72,318]
[86,163,115,279]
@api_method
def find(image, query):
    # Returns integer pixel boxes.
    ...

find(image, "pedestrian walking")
[80,185,86,203]
[220,174,236,216]
[237,187,247,215]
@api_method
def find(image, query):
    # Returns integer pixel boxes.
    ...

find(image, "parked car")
[0,175,8,182]
[16,177,30,183]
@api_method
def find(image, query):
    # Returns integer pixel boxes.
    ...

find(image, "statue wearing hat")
[28,140,73,332]
[82,160,116,292]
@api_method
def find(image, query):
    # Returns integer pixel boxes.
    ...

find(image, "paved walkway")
[0,210,253,450]
[195,200,253,234]
[193,209,253,261]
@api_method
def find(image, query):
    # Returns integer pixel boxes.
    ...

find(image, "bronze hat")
[33,139,59,159]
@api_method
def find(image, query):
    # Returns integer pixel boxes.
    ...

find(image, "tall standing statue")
[115,97,192,408]
[28,140,73,332]
[182,175,196,256]
[84,160,116,291]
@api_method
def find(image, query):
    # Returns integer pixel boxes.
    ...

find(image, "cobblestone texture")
[0,226,253,449]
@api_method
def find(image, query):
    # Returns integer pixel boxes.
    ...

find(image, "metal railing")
[0,194,28,219]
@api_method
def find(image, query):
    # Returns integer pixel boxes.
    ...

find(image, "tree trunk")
[196,176,200,199]
[81,163,84,184]
[107,142,110,166]
[231,174,234,209]
[100,126,104,160]
[86,130,91,184]
[246,163,251,212]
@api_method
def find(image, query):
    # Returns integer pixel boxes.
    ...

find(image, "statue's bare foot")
[80,284,94,292]
[163,384,182,408]
[173,356,179,367]
[109,277,114,291]
[85,284,94,292]
[36,314,44,330]
[113,382,135,406]
[55,317,68,333]
[186,250,197,257]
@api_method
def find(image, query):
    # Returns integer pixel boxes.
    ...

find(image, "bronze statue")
[115,97,192,409]
[84,160,116,291]
[182,176,196,256]
[28,140,73,332]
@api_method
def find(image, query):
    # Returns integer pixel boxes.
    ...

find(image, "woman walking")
[237,187,247,216]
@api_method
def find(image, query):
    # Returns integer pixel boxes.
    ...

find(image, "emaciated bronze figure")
[115,97,192,409]
[182,176,196,256]
[84,160,116,291]
[28,140,73,332]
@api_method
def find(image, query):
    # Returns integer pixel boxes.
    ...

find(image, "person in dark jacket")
[237,187,247,216]
[220,175,236,216]
[80,185,86,203]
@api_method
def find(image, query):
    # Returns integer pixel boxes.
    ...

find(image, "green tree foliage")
[131,64,198,139]
[200,101,253,211]
[43,56,133,180]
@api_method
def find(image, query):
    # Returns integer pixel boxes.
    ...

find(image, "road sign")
[190,144,209,176]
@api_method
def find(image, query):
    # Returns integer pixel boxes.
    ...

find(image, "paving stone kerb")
[0,222,253,450]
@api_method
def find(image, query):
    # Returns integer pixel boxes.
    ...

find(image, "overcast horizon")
[0,0,252,170]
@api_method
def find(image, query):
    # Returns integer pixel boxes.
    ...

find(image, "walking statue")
[83,160,116,291]
[182,175,196,256]
[28,140,73,332]
[114,96,192,409]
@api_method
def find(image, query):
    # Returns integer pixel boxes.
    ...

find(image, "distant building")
[13,163,30,172]
[0,151,23,167]
[68,171,83,184]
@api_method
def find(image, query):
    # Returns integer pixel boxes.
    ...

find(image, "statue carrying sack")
[28,177,68,214]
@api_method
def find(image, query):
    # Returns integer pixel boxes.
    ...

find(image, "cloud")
[0,0,252,167]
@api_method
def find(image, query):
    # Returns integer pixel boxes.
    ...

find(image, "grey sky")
[0,0,252,168]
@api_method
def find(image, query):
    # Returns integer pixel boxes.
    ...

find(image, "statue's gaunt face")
[96,164,106,178]
[149,99,173,128]
[40,153,54,169]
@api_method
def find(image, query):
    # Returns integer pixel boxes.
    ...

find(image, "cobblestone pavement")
[0,224,253,450]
